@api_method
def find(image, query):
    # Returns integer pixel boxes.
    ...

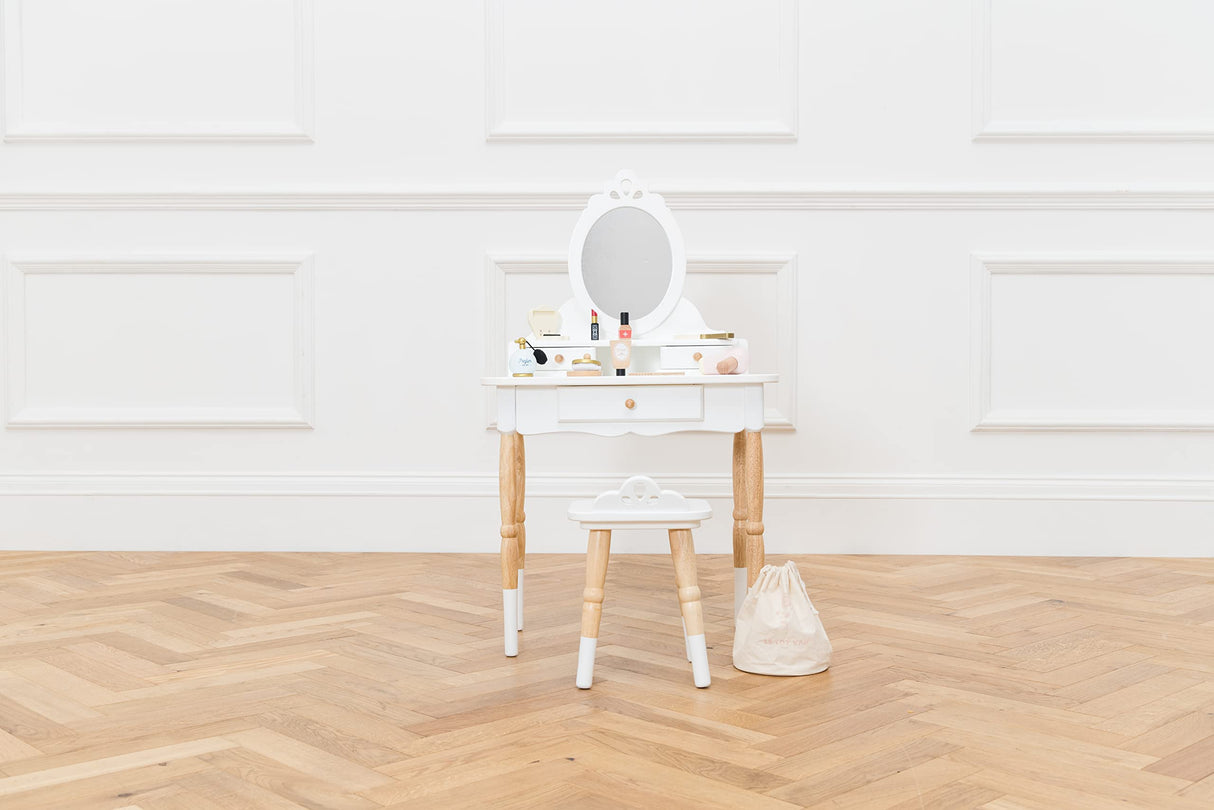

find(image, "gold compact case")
[567,353,602,377]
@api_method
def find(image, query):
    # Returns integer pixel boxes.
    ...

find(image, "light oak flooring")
[0,552,1212,809]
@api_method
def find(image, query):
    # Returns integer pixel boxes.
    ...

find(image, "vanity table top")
[482,373,777,387]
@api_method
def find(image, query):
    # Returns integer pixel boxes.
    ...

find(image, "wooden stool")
[568,476,712,689]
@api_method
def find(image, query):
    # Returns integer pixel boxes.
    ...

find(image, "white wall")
[2,0,1212,556]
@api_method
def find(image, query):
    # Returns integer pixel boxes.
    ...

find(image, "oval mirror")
[581,207,671,323]
[568,170,686,337]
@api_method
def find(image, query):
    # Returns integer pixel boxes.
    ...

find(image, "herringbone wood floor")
[0,552,1212,808]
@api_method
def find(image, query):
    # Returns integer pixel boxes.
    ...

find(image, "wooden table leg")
[744,430,765,588]
[513,432,526,632]
[732,431,748,616]
[499,432,520,657]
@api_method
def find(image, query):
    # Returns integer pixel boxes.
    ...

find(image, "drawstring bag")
[733,560,831,676]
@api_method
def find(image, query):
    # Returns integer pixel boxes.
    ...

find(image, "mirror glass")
[580,206,672,322]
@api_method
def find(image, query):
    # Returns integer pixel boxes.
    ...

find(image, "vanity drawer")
[535,347,595,374]
[557,385,704,422]
[659,346,707,370]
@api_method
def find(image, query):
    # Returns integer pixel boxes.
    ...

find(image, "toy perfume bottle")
[508,337,537,377]
[618,311,631,339]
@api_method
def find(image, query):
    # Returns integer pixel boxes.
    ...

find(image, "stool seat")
[567,476,712,690]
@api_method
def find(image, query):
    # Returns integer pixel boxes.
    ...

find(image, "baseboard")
[3,473,1209,556]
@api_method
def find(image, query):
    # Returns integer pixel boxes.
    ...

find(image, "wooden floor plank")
[0,739,236,799]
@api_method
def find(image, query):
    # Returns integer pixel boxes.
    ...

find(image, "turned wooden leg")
[513,432,526,631]
[577,529,611,689]
[499,432,520,657]
[668,529,710,688]
[732,431,748,617]
[744,430,765,588]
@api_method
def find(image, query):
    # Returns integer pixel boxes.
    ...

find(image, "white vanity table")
[483,172,777,657]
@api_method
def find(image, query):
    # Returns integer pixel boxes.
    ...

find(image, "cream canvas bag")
[733,560,831,676]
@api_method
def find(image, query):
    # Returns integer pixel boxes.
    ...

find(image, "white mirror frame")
[568,170,686,337]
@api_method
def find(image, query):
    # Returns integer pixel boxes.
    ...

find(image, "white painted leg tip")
[734,567,748,617]
[576,636,597,690]
[503,589,520,656]
[688,634,710,688]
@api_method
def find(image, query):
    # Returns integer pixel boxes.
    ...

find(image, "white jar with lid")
[567,353,602,377]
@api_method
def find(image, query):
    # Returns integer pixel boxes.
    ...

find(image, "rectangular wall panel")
[486,255,797,429]
[2,0,312,142]
[486,0,797,140]
[974,0,1214,140]
[972,254,1214,429]
[4,254,314,427]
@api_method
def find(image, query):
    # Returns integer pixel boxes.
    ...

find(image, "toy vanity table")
[483,171,776,657]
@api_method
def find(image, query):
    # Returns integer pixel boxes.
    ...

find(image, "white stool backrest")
[594,475,691,513]
[620,476,662,506]
[569,475,711,529]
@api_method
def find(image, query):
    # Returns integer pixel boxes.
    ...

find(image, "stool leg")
[577,529,611,689]
[668,528,710,688]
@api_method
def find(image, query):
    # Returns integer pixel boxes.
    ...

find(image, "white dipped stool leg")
[734,567,748,617]
[682,618,691,662]
[575,637,597,689]
[577,529,611,689]
[668,528,710,688]
[503,589,519,657]
[687,634,710,688]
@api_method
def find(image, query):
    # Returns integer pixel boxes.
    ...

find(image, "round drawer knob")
[554,354,564,363]
[692,352,702,361]
[624,398,636,410]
